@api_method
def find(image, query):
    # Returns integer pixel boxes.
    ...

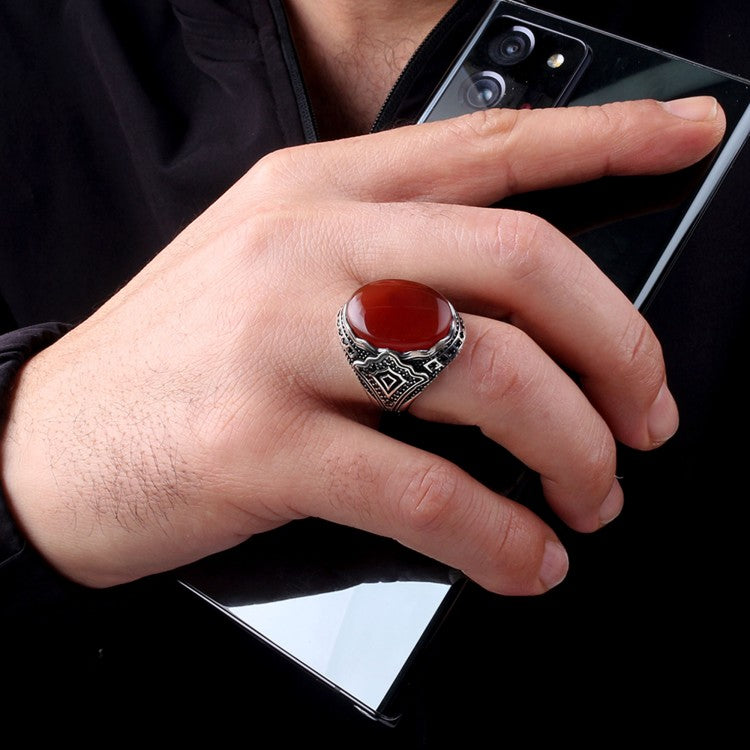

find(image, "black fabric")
[0,0,307,328]
[0,0,748,743]
[0,0,312,618]
[0,323,70,561]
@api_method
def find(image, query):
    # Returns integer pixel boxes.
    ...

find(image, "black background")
[8,2,748,745]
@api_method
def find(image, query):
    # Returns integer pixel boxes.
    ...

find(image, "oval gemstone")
[346,279,453,352]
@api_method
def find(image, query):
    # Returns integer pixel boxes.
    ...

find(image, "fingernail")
[648,381,679,445]
[661,96,718,121]
[599,480,624,527]
[540,540,569,591]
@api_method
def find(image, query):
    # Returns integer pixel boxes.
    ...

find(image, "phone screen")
[178,0,750,727]
[179,518,465,724]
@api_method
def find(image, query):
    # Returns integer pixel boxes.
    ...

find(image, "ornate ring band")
[337,279,465,412]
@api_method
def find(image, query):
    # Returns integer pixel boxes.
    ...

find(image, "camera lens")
[462,71,506,109]
[489,25,535,65]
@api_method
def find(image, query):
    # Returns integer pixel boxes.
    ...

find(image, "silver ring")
[337,279,465,412]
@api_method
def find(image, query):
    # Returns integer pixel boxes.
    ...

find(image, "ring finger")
[410,312,621,533]
[314,199,675,451]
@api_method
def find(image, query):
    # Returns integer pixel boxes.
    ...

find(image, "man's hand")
[1,96,725,595]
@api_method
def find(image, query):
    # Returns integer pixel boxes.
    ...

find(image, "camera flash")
[547,53,565,69]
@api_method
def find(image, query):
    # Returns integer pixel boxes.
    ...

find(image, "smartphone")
[178,0,750,727]
[416,0,750,310]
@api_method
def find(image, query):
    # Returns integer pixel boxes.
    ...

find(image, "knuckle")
[465,326,537,408]
[577,428,618,491]
[599,98,659,129]
[468,504,537,594]
[481,504,524,574]
[579,100,662,172]
[229,198,327,275]
[616,309,665,386]
[395,462,463,534]
[249,145,310,193]
[445,107,521,148]
[585,102,620,135]
[440,109,528,198]
[249,149,289,187]
[494,209,559,282]
[230,203,295,261]
[542,426,617,513]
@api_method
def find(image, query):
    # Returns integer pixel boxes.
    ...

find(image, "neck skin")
[284,0,456,139]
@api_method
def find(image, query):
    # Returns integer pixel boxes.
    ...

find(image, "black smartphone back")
[178,0,750,727]
[417,0,750,310]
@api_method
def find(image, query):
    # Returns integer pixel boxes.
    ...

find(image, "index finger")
[259,97,725,204]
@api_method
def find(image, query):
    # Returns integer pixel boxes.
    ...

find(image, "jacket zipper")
[268,0,319,143]
[370,0,467,133]
[371,0,498,132]
[269,0,495,141]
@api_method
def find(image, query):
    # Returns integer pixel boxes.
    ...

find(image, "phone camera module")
[489,25,536,65]
[462,71,506,109]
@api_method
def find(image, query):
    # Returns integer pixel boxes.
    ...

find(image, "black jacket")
[0,0,494,601]
[1,0,748,742]
[0,0,314,608]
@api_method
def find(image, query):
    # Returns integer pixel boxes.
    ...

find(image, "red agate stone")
[346,279,453,352]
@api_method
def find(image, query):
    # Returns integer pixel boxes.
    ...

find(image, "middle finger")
[316,200,676,451]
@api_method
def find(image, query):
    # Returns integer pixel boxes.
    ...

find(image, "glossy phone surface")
[420,0,750,310]
[179,519,464,724]
[179,0,750,727]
